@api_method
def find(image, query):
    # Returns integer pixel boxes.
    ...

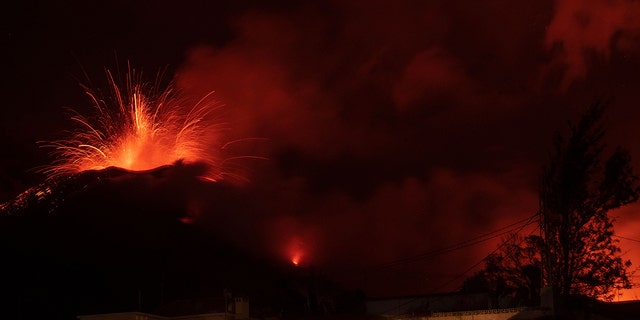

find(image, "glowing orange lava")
[291,254,301,266]
[41,70,228,181]
[287,237,306,267]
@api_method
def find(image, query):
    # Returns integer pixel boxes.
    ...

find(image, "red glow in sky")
[171,0,640,300]
[4,0,640,308]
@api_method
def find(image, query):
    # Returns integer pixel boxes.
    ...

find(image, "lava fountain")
[40,69,231,181]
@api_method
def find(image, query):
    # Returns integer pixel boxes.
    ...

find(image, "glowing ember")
[40,69,228,181]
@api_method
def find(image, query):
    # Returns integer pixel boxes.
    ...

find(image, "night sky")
[3,0,640,315]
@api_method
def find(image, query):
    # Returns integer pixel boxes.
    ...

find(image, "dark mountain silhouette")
[0,162,359,319]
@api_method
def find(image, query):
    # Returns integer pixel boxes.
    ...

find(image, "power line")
[427,216,539,293]
[367,214,539,271]
[373,216,636,316]
[614,234,640,243]
[374,215,539,316]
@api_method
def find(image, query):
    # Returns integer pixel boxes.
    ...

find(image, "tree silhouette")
[461,234,543,307]
[539,100,639,301]
[462,101,639,305]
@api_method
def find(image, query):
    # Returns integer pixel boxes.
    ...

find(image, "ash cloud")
[5,0,640,299]
[544,0,640,89]
[171,0,560,294]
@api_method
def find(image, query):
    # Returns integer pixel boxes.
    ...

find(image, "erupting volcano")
[40,69,228,182]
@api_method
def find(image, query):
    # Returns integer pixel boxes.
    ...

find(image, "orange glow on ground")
[41,69,227,181]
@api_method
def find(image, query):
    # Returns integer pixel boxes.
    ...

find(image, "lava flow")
[40,69,228,181]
